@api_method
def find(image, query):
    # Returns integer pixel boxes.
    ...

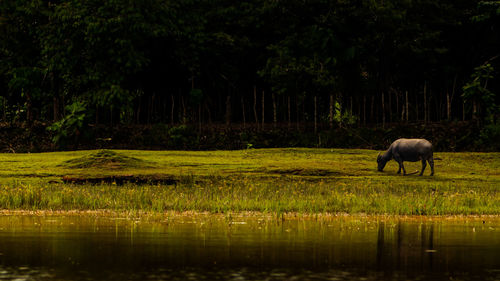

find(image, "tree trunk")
[261,90,265,129]
[170,94,175,125]
[225,94,231,126]
[191,76,195,125]
[424,82,428,124]
[436,89,441,121]
[395,91,399,122]
[314,96,317,133]
[151,93,156,123]
[363,95,366,126]
[401,101,405,122]
[406,91,409,122]
[296,95,300,131]
[388,90,392,123]
[287,96,291,130]
[198,104,202,134]
[147,95,152,124]
[241,96,246,129]
[3,97,6,121]
[253,86,259,130]
[370,95,375,124]
[204,102,212,125]
[136,96,141,124]
[163,96,167,123]
[350,96,353,116]
[449,75,457,121]
[302,99,306,128]
[446,91,451,120]
[181,94,186,124]
[62,94,65,117]
[381,91,385,129]
[53,96,59,122]
[26,92,33,126]
[272,92,277,129]
[338,94,343,128]
[357,97,361,126]
[329,94,334,129]
[473,100,478,119]
[462,100,465,121]
[416,93,419,121]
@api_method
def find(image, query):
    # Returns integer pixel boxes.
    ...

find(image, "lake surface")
[0,214,498,280]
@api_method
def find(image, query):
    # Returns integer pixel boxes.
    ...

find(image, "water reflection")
[0,215,498,280]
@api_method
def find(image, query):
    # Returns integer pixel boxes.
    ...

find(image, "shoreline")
[1,209,499,222]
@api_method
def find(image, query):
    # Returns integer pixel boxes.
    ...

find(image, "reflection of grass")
[0,148,498,215]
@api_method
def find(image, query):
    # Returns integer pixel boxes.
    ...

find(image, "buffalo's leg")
[394,155,406,175]
[429,158,434,176]
[419,159,427,176]
[398,161,406,175]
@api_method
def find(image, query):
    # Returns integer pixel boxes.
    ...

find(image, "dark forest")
[1,0,499,151]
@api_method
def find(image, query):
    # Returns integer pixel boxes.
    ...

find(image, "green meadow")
[0,148,498,215]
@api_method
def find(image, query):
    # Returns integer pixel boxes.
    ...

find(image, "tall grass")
[0,176,497,215]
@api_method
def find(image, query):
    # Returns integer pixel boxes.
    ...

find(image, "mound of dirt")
[60,150,153,169]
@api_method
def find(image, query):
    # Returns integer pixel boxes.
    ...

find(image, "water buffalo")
[377,138,434,176]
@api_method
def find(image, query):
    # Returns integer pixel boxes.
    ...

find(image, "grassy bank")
[0,149,498,215]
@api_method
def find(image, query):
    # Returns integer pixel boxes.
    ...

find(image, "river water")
[0,214,498,280]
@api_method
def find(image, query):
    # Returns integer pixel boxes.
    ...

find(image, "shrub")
[167,125,198,149]
[477,123,500,151]
[47,101,88,149]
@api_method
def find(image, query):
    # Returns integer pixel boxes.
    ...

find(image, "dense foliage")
[1,0,499,147]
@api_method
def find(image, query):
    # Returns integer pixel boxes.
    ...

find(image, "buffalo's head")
[377,153,387,172]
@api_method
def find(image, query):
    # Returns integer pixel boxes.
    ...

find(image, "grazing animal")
[377,138,435,176]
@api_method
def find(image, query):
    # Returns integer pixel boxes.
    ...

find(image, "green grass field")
[0,148,498,215]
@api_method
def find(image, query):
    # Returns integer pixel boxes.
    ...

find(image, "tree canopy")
[1,0,499,135]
